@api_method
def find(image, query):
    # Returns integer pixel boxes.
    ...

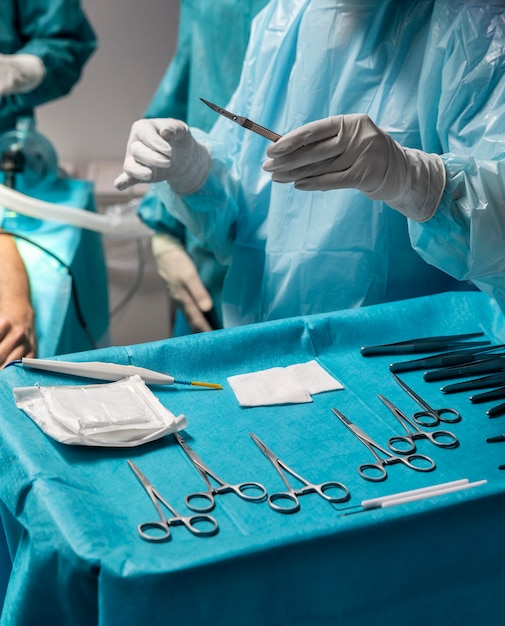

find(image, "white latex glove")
[0,53,46,96]
[263,114,445,222]
[114,118,211,195]
[151,233,213,333]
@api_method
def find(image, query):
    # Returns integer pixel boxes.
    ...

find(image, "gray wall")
[34,0,182,346]
[37,0,181,169]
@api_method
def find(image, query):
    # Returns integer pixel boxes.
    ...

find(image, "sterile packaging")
[13,375,187,447]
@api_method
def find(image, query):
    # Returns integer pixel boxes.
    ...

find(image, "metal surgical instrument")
[173,432,267,512]
[249,432,350,513]
[360,332,486,356]
[200,98,282,142]
[127,460,219,542]
[441,372,505,394]
[470,386,505,404]
[391,372,461,426]
[423,356,505,382]
[331,408,435,482]
[378,394,459,454]
[390,343,503,374]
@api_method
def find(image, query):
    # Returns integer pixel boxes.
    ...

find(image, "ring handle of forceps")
[388,430,459,455]
[358,453,436,482]
[185,481,268,512]
[267,481,350,513]
[137,513,219,542]
[412,407,461,427]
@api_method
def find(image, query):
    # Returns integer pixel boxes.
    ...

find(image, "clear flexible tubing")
[0,183,152,238]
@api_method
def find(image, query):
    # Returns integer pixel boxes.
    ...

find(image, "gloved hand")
[0,53,46,96]
[263,114,445,222]
[114,119,211,195]
[151,233,214,333]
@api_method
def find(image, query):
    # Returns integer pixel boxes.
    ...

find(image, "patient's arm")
[0,233,36,367]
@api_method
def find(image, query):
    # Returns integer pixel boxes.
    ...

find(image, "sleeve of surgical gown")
[150,0,282,266]
[0,0,96,115]
[152,131,241,265]
[408,1,505,308]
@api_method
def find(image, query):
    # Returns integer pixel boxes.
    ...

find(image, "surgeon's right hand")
[151,233,214,333]
[114,119,211,195]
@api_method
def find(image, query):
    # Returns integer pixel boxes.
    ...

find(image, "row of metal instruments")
[128,331,500,542]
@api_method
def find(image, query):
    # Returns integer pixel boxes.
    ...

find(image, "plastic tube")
[0,183,152,238]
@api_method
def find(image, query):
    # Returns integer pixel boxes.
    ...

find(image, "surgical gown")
[0,0,96,133]
[139,0,268,333]
[153,0,484,328]
[407,1,505,318]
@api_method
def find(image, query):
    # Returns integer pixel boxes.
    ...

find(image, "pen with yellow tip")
[15,358,222,389]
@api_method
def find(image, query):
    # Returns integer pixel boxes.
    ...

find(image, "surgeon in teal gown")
[138,0,268,335]
[0,0,96,133]
[118,0,504,328]
[0,0,108,359]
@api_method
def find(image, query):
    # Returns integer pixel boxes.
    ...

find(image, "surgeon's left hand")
[263,114,445,222]
[114,118,211,195]
[0,54,46,96]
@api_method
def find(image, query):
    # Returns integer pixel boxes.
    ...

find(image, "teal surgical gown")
[139,0,268,333]
[153,0,485,328]
[0,176,109,358]
[0,0,96,133]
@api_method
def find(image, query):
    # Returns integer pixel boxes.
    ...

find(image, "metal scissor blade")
[331,408,372,443]
[250,432,273,458]
[200,98,282,142]
[173,432,216,482]
[128,459,151,489]
[377,394,406,420]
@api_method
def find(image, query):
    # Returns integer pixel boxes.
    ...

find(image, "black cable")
[109,236,146,319]
[0,229,97,349]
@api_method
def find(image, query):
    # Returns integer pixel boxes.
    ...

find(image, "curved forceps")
[127,460,218,542]
[391,372,461,427]
[378,394,459,454]
[249,432,350,513]
[174,432,267,512]
[331,408,435,482]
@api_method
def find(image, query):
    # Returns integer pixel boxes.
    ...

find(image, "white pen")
[20,357,222,389]
[342,478,487,515]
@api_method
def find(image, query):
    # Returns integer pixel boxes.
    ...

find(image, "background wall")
[35,0,182,347]
[37,0,181,168]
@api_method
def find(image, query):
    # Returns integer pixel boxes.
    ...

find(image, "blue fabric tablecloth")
[0,291,505,625]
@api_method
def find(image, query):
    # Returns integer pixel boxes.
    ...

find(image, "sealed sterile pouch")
[13,375,187,447]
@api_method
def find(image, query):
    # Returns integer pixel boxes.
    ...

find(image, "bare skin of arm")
[0,233,36,367]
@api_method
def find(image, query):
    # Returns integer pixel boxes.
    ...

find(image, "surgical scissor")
[174,432,267,512]
[378,394,459,454]
[128,460,219,542]
[331,408,435,482]
[391,371,461,427]
[250,432,350,513]
[200,98,282,142]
